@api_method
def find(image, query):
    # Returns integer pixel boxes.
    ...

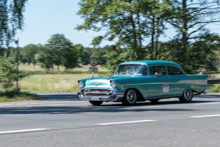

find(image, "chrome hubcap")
[127,90,136,102]
[184,89,192,100]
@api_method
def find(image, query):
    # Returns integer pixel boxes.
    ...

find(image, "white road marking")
[190,114,220,118]
[97,120,157,126]
[194,102,220,105]
[123,106,161,110]
[0,101,87,107]
[0,128,49,135]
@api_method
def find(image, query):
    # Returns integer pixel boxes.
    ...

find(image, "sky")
[17,0,220,48]
[18,0,108,47]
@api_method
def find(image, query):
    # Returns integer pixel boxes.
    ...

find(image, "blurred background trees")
[77,0,220,73]
[0,0,220,74]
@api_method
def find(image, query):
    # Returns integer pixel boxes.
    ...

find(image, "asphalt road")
[0,93,220,147]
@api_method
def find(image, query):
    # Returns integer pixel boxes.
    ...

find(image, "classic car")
[77,60,210,106]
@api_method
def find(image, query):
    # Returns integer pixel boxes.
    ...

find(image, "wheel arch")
[124,88,145,101]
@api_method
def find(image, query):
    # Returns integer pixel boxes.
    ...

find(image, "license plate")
[89,97,100,101]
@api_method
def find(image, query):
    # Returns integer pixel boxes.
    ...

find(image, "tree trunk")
[129,0,137,49]
[137,0,142,48]
[155,17,160,60]
[181,0,188,62]
[151,15,155,60]
[137,2,143,59]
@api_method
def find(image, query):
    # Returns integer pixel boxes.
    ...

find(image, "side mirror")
[154,72,158,77]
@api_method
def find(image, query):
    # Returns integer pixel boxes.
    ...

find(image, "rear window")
[167,66,183,75]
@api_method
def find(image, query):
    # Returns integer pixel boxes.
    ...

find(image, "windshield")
[114,64,148,76]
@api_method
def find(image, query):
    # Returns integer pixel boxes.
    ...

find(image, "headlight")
[78,81,84,88]
[110,81,116,88]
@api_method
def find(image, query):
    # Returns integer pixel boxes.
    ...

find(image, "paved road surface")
[0,93,220,147]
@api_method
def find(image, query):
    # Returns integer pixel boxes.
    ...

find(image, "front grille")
[82,89,113,96]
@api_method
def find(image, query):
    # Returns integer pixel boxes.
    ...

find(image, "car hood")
[84,76,136,88]
[85,77,111,88]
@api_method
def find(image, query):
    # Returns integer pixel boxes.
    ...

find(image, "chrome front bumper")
[77,88,124,102]
[203,86,210,94]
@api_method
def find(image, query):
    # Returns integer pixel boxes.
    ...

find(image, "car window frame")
[114,63,149,76]
[167,65,185,76]
[148,65,168,76]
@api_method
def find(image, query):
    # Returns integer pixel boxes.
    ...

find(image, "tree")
[35,46,54,70]
[62,46,79,69]
[156,33,219,73]
[77,0,166,61]
[75,44,90,65]
[21,44,41,65]
[42,34,79,70]
[0,58,28,88]
[162,0,220,69]
[0,0,27,46]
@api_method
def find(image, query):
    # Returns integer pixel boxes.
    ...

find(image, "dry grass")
[20,74,99,92]
[18,64,110,92]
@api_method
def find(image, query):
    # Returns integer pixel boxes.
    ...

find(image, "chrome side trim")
[120,82,175,86]
[120,79,208,86]
[177,79,207,86]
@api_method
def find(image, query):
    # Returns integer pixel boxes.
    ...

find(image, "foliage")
[21,44,43,65]
[77,0,167,61]
[35,34,79,70]
[77,0,220,74]
[0,58,29,88]
[35,47,54,70]
[75,44,89,65]
[156,33,219,73]
[0,0,27,46]
[162,0,220,66]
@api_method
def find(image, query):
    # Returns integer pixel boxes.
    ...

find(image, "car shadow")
[0,93,217,115]
[0,99,217,115]
[0,105,196,115]
[35,93,80,101]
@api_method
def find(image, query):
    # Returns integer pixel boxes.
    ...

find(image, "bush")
[0,58,29,89]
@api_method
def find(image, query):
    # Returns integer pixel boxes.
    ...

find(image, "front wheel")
[89,101,103,106]
[122,89,138,106]
[179,89,193,103]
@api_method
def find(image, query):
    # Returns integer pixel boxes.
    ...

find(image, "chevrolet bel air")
[77,60,210,106]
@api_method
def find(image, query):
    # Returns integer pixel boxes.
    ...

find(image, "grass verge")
[209,74,220,93]
[0,90,44,102]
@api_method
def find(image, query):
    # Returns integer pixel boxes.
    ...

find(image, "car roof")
[119,60,182,69]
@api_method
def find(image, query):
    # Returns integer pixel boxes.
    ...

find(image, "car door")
[146,65,170,98]
[167,66,186,97]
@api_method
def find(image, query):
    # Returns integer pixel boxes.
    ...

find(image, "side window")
[167,66,183,75]
[151,66,166,76]
[134,65,148,75]
[142,66,148,75]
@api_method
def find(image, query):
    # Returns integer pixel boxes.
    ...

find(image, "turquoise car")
[77,60,210,106]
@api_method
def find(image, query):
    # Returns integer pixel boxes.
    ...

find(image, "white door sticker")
[163,84,169,93]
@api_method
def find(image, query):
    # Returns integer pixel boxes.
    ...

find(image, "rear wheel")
[179,89,193,102]
[89,101,103,106]
[122,89,138,106]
